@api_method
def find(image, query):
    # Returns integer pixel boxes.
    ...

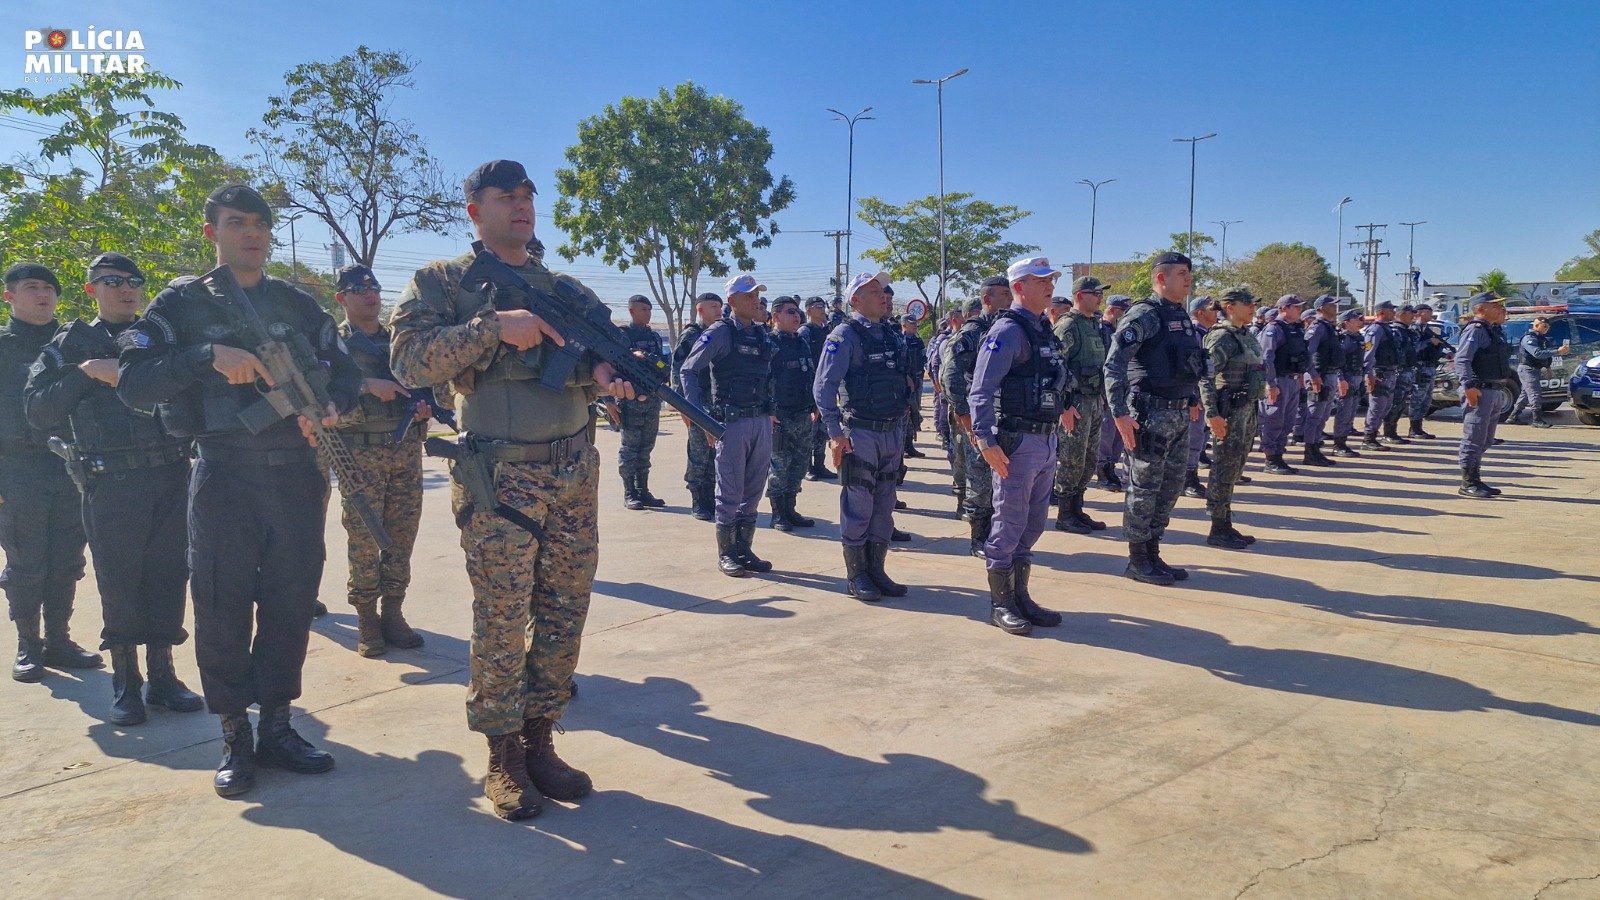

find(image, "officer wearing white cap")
[814,271,914,601]
[1454,293,1513,497]
[679,274,777,577]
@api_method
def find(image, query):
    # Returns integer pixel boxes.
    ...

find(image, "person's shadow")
[594,579,800,619]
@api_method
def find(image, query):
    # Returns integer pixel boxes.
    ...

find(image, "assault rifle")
[340,326,458,441]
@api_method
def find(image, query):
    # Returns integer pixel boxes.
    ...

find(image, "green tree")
[553,81,795,341]
[856,192,1036,311]
[248,46,460,267]
[266,260,338,317]
[1229,241,1342,303]
[1108,232,1219,299]
[1555,229,1600,281]
[1475,269,1521,300]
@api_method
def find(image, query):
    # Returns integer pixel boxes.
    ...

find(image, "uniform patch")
[824,339,840,353]
[268,321,293,339]
[985,337,1001,351]
[128,331,152,349]
[1120,330,1139,345]
[203,324,231,340]
[699,332,713,344]
[146,311,176,344]
[1168,321,1185,331]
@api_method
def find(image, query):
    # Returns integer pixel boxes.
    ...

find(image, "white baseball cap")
[847,271,890,298]
[725,274,766,296]
[1006,256,1061,283]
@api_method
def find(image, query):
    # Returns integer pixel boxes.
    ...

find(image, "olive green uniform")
[1052,309,1106,498]
[1199,323,1266,522]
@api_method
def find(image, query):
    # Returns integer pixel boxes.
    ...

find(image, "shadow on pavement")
[595,580,800,619]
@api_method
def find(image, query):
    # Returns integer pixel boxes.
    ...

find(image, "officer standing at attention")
[390,160,637,820]
[969,258,1076,635]
[1296,294,1342,467]
[328,264,428,659]
[815,271,913,602]
[827,297,846,327]
[1408,303,1448,438]
[24,253,201,722]
[935,302,974,515]
[1361,300,1401,450]
[674,292,723,520]
[1095,295,1132,492]
[617,295,668,510]
[1382,304,1420,444]
[680,274,777,578]
[801,297,838,481]
[1183,295,1219,498]
[1331,309,1367,456]
[1105,252,1206,587]
[1199,288,1267,550]
[765,296,817,532]
[900,314,927,459]
[1454,293,1514,497]
[1506,315,1568,428]
[942,278,1008,556]
[119,184,362,797]
[1257,295,1309,475]
[927,307,958,497]
[1053,276,1110,533]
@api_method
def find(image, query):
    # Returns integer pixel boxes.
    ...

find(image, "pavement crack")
[1535,872,1600,898]
[1233,769,1410,898]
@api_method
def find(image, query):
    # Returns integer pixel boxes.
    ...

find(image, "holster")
[47,437,88,491]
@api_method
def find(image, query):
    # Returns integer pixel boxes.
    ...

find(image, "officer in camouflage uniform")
[390,160,636,821]
[1199,288,1267,550]
[1183,295,1218,498]
[1105,252,1206,587]
[764,296,816,531]
[1052,276,1109,534]
[331,264,427,659]
[941,277,1008,556]
[1094,295,1132,492]
[675,292,722,520]
[618,294,667,510]
[927,306,965,511]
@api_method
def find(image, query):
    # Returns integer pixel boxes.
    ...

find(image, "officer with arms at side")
[1296,294,1343,467]
[900,312,927,459]
[969,257,1077,635]
[24,252,201,723]
[1408,303,1449,438]
[927,306,963,508]
[1094,295,1133,492]
[1257,294,1309,475]
[674,292,723,520]
[941,277,1008,556]
[1360,300,1402,450]
[765,296,817,531]
[1052,276,1110,533]
[1381,304,1421,444]
[1331,308,1367,456]
[3,263,97,684]
[119,184,363,797]
[1105,252,1206,586]
[1199,287,1267,550]
[1505,315,1569,428]
[800,297,838,481]
[1454,293,1514,498]
[1182,295,1219,498]
[390,160,638,821]
[617,294,668,509]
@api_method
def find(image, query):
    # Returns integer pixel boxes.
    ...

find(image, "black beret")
[771,295,799,310]
[88,252,143,281]
[465,160,537,196]
[3,263,59,291]
[980,275,1009,289]
[205,184,273,225]
[1050,295,1071,305]
[695,292,723,305]
[335,264,381,292]
[1151,251,1192,269]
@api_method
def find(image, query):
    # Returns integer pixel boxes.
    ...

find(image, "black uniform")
[901,327,927,451]
[766,328,816,526]
[617,322,667,504]
[800,319,834,474]
[673,321,716,515]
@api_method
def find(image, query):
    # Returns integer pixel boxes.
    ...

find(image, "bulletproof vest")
[1338,330,1365,377]
[996,310,1067,424]
[1368,323,1400,368]
[339,324,412,435]
[1126,299,1205,399]
[1308,318,1342,373]
[1467,321,1515,383]
[1390,323,1418,366]
[1063,312,1107,394]
[1520,331,1552,369]
[674,322,705,370]
[801,322,831,362]
[708,318,774,411]
[840,319,911,421]
[902,330,926,374]
[0,318,61,453]
[1416,324,1447,365]
[55,320,179,454]
[1209,326,1266,393]
[1268,321,1311,374]
[770,330,815,412]
[621,323,666,366]
[951,314,994,383]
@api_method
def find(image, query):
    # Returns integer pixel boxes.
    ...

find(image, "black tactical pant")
[188,452,327,716]
[83,460,191,649]
[618,398,660,479]
[0,453,86,631]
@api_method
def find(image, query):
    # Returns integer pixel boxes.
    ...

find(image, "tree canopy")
[856,192,1035,309]
[1555,229,1600,281]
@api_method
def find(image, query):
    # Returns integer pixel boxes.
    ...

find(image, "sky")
[4,0,1597,309]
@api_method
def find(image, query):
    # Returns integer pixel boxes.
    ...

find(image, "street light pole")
[827,106,875,291]
[913,68,968,313]
[1335,197,1353,304]
[1399,220,1426,303]
[1212,219,1242,266]
[1172,133,1217,261]
[1077,178,1115,275]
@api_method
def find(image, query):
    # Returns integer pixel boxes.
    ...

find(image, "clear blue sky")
[4,0,1596,306]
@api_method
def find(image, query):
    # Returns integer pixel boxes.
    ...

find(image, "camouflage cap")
[1071,275,1111,294]
[335,264,381,292]
[1219,286,1255,304]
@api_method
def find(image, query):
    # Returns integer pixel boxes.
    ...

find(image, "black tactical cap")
[1050,295,1070,306]
[1106,295,1133,310]
[980,275,1008,289]
[464,160,537,196]
[88,252,143,281]
[695,291,723,305]
[1151,251,1192,269]
[3,262,59,291]
[805,295,826,309]
[335,264,381,292]
[1313,293,1338,309]
[1375,300,1397,311]
[772,295,800,311]
[205,184,273,225]
[1219,286,1255,304]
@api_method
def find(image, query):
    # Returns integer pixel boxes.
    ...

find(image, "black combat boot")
[843,544,882,602]
[1070,494,1107,531]
[255,703,335,774]
[1055,502,1090,533]
[1226,517,1257,545]
[1145,538,1189,581]
[214,714,257,798]
[890,527,912,542]
[865,542,908,598]
[1182,468,1208,498]
[770,495,794,532]
[1206,518,1250,550]
[783,495,814,529]
[622,472,644,511]
[1301,444,1336,467]
[637,473,666,507]
[1360,433,1389,451]
[1097,462,1125,492]
[986,567,1033,635]
[108,644,147,726]
[312,600,328,618]
[353,600,386,658]
[1263,454,1297,475]
[954,481,968,519]
[970,511,991,558]
[691,486,715,522]
[736,523,772,573]
[12,616,45,683]
[1382,423,1410,444]
[1332,437,1361,457]
[1199,449,1212,467]
[1010,559,1060,627]
[1124,541,1174,586]
[144,644,204,712]
[903,439,926,459]
[42,617,103,670]
[380,596,424,649]
[1476,464,1503,496]
[1458,465,1493,499]
[1408,419,1436,439]
[1531,412,1553,429]
[716,526,747,577]
[522,717,593,802]
[486,731,543,821]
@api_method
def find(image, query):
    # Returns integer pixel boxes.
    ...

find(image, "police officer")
[1106,252,1206,587]
[970,257,1076,635]
[1361,300,1402,450]
[1506,315,1569,428]
[330,264,428,659]
[3,264,96,683]
[827,296,846,327]
[1382,304,1420,443]
[1331,309,1367,456]
[675,292,722,520]
[1257,295,1309,475]
[1200,287,1267,550]
[1184,295,1219,497]
[24,253,200,722]
[618,294,668,509]
[1095,295,1132,492]
[937,301,977,516]
[681,274,777,578]
[119,184,363,797]
[815,271,913,602]
[1053,276,1110,533]
[766,296,817,531]
[1408,303,1449,438]
[901,314,927,458]
[927,307,961,506]
[390,160,635,820]
[1297,294,1342,467]
[1454,293,1514,498]
[801,297,837,480]
[942,277,1008,555]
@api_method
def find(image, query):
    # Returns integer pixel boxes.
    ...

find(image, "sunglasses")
[91,274,145,288]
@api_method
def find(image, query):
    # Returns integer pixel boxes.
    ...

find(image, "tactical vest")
[951,315,993,384]
[996,310,1067,425]
[1062,312,1107,395]
[1390,323,1418,367]
[1338,330,1365,377]
[1307,318,1342,373]
[801,322,831,363]
[1466,321,1515,383]
[840,319,911,421]
[903,331,927,375]
[1368,323,1400,368]
[1126,299,1205,399]
[1520,332,1552,369]
[1416,324,1447,365]
[0,319,60,454]
[708,318,775,413]
[54,320,180,454]
[1268,321,1311,375]
[770,330,815,413]
[339,324,412,436]
[1208,326,1267,396]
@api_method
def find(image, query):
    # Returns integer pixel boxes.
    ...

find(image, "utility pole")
[913,68,969,315]
[1077,178,1115,275]
[1334,197,1352,304]
[824,230,847,302]
[1349,224,1389,315]
[826,107,874,290]
[1172,133,1217,261]
[1212,219,1242,266]
[1399,221,1426,303]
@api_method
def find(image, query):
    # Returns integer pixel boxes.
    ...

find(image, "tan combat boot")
[522,717,593,801]
[353,600,386,658]
[379,596,423,649]
[485,732,542,821]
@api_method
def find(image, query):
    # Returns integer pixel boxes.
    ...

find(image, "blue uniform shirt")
[1519,331,1559,366]
[812,312,897,440]
[1453,317,1505,389]
[967,306,1042,448]
[678,317,764,408]
[1361,320,1395,375]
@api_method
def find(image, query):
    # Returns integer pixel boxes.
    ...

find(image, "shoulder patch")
[146,312,176,344]
[824,339,841,353]
[985,336,1001,351]
[1119,329,1139,345]
[120,330,152,350]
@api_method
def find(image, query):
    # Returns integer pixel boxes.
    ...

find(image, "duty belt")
[719,403,771,420]
[465,424,592,466]
[842,415,899,433]
[1132,393,1193,412]
[341,427,416,448]
[998,417,1057,435]
[76,444,190,475]
[194,443,316,467]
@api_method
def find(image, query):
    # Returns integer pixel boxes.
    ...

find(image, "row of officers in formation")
[0,163,1538,823]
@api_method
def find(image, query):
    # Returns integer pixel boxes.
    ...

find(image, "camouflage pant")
[685,423,715,492]
[961,428,993,515]
[340,436,423,607]
[1122,405,1190,543]
[768,413,813,499]
[1205,402,1258,521]
[455,446,598,735]
[618,399,660,478]
[1054,392,1104,497]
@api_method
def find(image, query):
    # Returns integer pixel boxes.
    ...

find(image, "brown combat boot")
[353,600,386,658]
[485,732,543,821]
[522,717,593,802]
[380,596,424,649]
